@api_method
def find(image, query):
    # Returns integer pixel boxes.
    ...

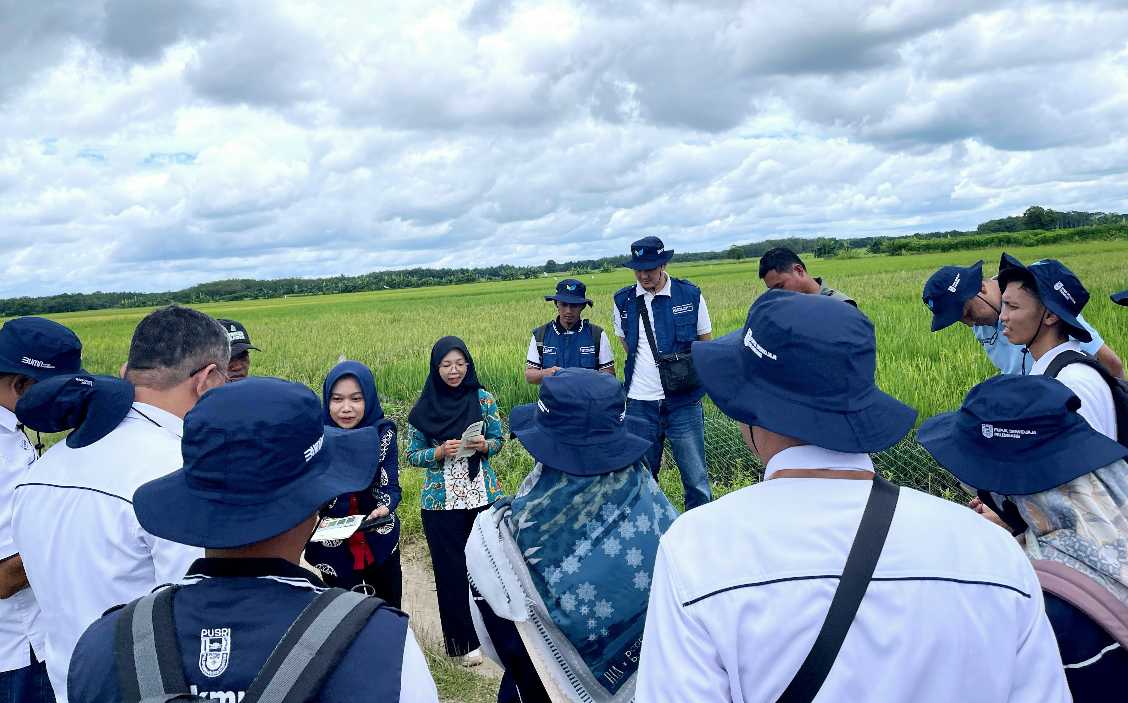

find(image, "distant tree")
[726,245,745,260]
[1022,206,1055,231]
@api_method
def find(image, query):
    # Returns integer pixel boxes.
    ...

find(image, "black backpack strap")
[116,586,191,703]
[1044,349,1128,444]
[589,322,604,364]
[1044,350,1091,379]
[532,324,547,364]
[777,476,900,703]
[241,588,385,703]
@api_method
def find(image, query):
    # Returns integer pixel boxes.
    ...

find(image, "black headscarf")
[408,336,485,478]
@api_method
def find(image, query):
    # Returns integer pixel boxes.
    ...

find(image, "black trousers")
[472,587,551,703]
[324,549,403,609]
[421,506,489,656]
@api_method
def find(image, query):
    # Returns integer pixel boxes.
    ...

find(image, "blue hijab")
[322,361,394,436]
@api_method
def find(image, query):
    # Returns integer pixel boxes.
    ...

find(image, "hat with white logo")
[623,236,674,270]
[692,289,917,452]
[215,319,261,356]
[0,317,84,381]
[921,261,985,331]
[133,377,381,548]
[544,278,593,307]
[508,369,652,475]
[1112,289,1128,306]
[997,253,1092,342]
[918,375,1127,495]
[15,374,134,448]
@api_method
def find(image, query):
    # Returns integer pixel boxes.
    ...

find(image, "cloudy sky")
[2,0,1127,297]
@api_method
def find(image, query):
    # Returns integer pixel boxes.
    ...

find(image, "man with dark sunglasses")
[11,305,229,702]
[922,259,1122,378]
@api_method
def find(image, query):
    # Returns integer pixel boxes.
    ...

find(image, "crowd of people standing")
[0,235,1125,702]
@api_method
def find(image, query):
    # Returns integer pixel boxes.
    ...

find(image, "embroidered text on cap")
[947,272,961,293]
[743,330,777,360]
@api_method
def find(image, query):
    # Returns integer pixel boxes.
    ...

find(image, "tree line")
[4,206,1126,317]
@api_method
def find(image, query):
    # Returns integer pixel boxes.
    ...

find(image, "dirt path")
[400,539,504,678]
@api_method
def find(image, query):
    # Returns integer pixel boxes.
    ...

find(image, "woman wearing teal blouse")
[407,336,504,664]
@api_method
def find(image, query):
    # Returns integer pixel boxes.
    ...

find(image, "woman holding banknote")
[407,335,506,666]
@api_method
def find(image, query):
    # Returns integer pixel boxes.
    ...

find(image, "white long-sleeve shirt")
[12,403,202,702]
[637,445,1069,702]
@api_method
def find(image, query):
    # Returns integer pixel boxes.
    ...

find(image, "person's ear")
[192,364,222,396]
[12,376,35,398]
[1043,309,1062,328]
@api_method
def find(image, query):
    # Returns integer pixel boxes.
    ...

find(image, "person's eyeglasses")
[439,361,468,372]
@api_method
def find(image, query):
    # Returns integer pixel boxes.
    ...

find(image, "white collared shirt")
[1030,340,1118,440]
[638,445,1069,702]
[12,403,202,702]
[611,274,712,401]
[0,406,40,673]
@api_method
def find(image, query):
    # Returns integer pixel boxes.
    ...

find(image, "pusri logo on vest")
[200,627,231,678]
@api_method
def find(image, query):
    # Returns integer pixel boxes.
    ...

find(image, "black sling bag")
[638,298,701,395]
[777,475,900,703]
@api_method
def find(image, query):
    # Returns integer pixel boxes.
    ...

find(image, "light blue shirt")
[972,313,1104,375]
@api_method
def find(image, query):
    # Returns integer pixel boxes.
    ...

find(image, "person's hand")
[969,497,1011,532]
[437,439,462,459]
[471,436,489,453]
[544,366,562,377]
[368,505,390,520]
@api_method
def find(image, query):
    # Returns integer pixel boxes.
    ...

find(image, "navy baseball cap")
[0,317,84,381]
[15,374,134,449]
[216,319,261,355]
[545,279,593,307]
[997,253,1091,343]
[509,369,652,475]
[918,375,1128,496]
[623,236,674,271]
[1112,290,1128,306]
[133,377,381,548]
[922,261,985,331]
[693,290,916,453]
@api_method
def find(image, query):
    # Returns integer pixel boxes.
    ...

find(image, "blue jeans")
[626,399,711,510]
[0,657,54,703]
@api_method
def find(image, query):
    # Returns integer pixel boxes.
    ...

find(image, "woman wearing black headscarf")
[407,336,505,665]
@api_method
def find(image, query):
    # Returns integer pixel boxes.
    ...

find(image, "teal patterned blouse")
[407,388,506,510]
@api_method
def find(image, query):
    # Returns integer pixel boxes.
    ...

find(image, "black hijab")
[408,336,485,477]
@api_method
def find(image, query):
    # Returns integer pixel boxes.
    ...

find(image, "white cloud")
[1,0,1127,296]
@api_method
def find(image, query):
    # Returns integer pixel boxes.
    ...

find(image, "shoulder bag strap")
[241,588,385,703]
[116,586,191,703]
[637,296,662,360]
[1044,350,1089,378]
[777,476,901,703]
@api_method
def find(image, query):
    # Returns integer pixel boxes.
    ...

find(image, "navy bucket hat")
[922,260,985,331]
[1112,290,1128,306]
[623,236,674,270]
[0,317,84,381]
[997,253,1092,343]
[133,377,382,549]
[693,290,917,453]
[509,368,652,475]
[545,279,593,307]
[15,374,134,449]
[918,375,1128,496]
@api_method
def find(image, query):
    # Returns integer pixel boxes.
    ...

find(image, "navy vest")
[536,319,599,370]
[67,559,408,703]
[613,277,704,406]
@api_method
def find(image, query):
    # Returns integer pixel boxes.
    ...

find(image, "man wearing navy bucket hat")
[637,290,1068,702]
[525,279,615,385]
[922,257,1121,378]
[467,369,676,702]
[0,317,83,703]
[919,375,1128,700]
[996,254,1123,443]
[612,236,713,510]
[67,377,439,703]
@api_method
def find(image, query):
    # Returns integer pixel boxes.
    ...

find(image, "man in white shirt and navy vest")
[637,290,1069,702]
[0,317,85,703]
[525,279,614,384]
[612,236,713,510]
[12,305,230,703]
